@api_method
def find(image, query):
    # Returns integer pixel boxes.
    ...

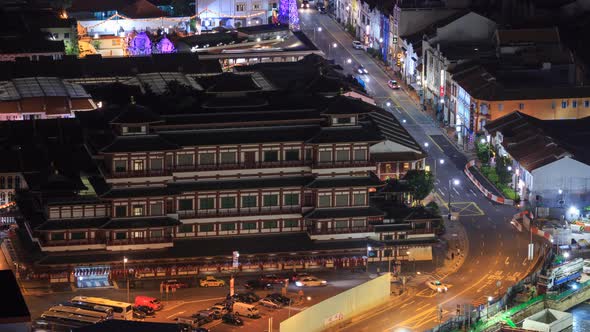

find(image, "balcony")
[173,160,312,173]
[178,207,302,219]
[40,238,104,247]
[107,235,173,246]
[313,160,374,169]
[107,169,172,178]
[307,225,374,235]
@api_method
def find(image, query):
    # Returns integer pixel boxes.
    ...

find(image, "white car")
[352,41,363,49]
[295,277,327,287]
[259,298,281,309]
[426,280,448,293]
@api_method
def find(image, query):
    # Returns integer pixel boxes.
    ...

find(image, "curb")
[464,160,513,205]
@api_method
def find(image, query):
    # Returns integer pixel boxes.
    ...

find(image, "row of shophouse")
[334,0,590,148]
[2,54,439,285]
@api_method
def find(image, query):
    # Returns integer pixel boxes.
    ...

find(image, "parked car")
[222,313,244,325]
[259,297,281,309]
[355,64,369,74]
[135,296,163,311]
[260,274,284,284]
[231,292,259,304]
[191,310,214,323]
[232,302,260,318]
[352,40,364,50]
[266,293,291,305]
[387,79,400,89]
[199,276,225,287]
[244,279,272,290]
[295,277,327,287]
[426,280,449,292]
[132,309,146,319]
[176,317,201,329]
[133,305,155,317]
[163,279,188,289]
[207,304,228,319]
[301,0,310,8]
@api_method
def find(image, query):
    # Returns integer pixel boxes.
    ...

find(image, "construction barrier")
[464,160,514,205]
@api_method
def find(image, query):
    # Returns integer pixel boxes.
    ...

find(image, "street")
[299,7,536,331]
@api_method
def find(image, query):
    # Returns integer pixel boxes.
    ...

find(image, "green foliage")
[403,170,434,201]
[172,0,193,16]
[426,201,440,215]
[64,39,79,56]
[480,165,520,201]
[495,155,511,184]
[345,24,356,36]
[476,140,491,164]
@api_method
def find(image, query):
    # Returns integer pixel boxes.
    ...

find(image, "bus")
[70,296,133,320]
[62,301,114,317]
[33,318,84,332]
[48,305,110,320]
[40,310,102,326]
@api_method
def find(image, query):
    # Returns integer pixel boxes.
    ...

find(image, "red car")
[259,274,285,284]
[388,80,400,89]
[163,279,187,289]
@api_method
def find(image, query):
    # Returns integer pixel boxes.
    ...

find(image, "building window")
[114,160,127,172]
[336,150,349,161]
[573,100,578,108]
[271,2,277,9]
[50,232,65,241]
[150,159,163,170]
[150,202,163,216]
[115,205,127,217]
[384,234,393,241]
[498,103,503,111]
[199,197,215,210]
[319,151,332,162]
[284,193,299,206]
[115,232,127,240]
[284,219,299,228]
[318,195,331,207]
[64,33,70,39]
[199,153,215,165]
[132,204,145,216]
[7,176,12,189]
[132,160,144,171]
[263,220,278,229]
[285,150,300,161]
[263,194,278,207]
[585,100,590,108]
[352,219,365,227]
[150,230,163,238]
[518,103,525,110]
[126,126,142,133]
[178,224,193,233]
[253,2,261,10]
[335,220,348,228]
[336,117,352,124]
[353,193,366,206]
[220,152,236,164]
[335,194,349,206]
[264,151,279,162]
[0,177,4,189]
[354,149,366,161]
[243,222,257,230]
[562,101,568,109]
[178,154,194,166]
[199,224,214,232]
[402,162,410,171]
[178,199,193,211]
[242,195,257,208]
[236,3,246,11]
[221,197,236,209]
[221,223,236,231]
[71,232,86,240]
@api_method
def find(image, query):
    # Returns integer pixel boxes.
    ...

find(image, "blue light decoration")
[278,0,290,24]
[278,0,300,30]
[128,31,152,56]
[157,36,176,54]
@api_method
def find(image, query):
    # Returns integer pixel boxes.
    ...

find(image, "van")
[135,296,163,311]
[176,316,200,328]
[232,302,260,318]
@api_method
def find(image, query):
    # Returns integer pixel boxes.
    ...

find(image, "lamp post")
[329,42,337,58]
[486,296,493,319]
[515,168,520,200]
[448,179,460,220]
[313,26,322,42]
[434,158,444,178]
[123,257,129,303]
[366,245,372,273]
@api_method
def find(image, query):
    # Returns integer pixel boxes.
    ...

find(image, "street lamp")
[448,179,460,220]
[346,58,352,64]
[123,257,129,303]
[486,296,493,318]
[434,158,444,178]
[386,101,391,107]
[366,245,372,273]
[424,142,429,148]
[329,42,338,58]
[563,251,570,259]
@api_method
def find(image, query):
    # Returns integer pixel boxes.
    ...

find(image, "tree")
[476,140,490,164]
[172,0,193,16]
[495,155,511,184]
[403,170,434,201]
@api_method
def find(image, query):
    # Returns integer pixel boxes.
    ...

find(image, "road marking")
[505,257,510,265]
[400,300,416,308]
[166,311,185,319]
[427,135,444,152]
[182,297,225,304]
[453,187,460,195]
[437,188,445,196]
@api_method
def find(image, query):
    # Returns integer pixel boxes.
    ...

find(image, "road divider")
[464,160,514,205]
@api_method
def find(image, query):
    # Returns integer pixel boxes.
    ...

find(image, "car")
[135,296,163,311]
[231,292,260,304]
[132,309,146,319]
[199,276,225,287]
[259,297,281,309]
[301,0,310,8]
[291,273,312,281]
[388,79,400,89]
[222,313,244,325]
[260,274,284,284]
[191,310,214,323]
[295,277,327,287]
[266,293,291,306]
[244,279,273,290]
[163,279,188,289]
[317,5,326,13]
[207,304,228,319]
[352,40,364,50]
[426,280,449,292]
[133,305,155,317]
[355,65,369,75]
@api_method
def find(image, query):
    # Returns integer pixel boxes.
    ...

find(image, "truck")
[538,258,583,290]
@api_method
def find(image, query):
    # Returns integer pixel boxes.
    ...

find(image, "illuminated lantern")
[128,31,152,56]
[157,36,176,54]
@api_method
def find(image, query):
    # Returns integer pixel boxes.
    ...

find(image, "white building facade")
[197,0,279,29]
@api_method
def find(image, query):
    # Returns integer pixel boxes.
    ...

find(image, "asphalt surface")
[299,7,539,331]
